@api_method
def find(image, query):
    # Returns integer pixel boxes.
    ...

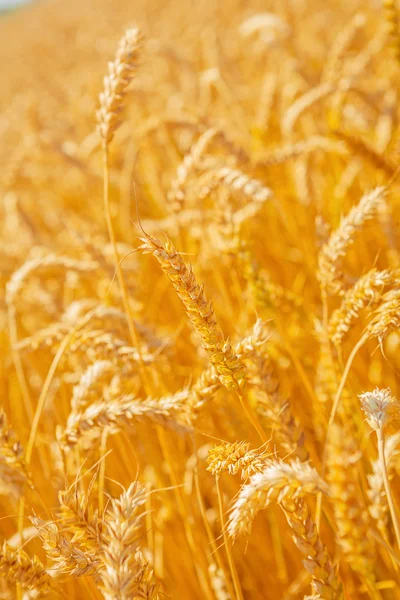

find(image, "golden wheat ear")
[383,0,400,64]
[99,483,148,599]
[318,186,387,296]
[328,268,398,346]
[0,542,53,594]
[227,458,328,539]
[97,28,144,147]
[138,231,244,392]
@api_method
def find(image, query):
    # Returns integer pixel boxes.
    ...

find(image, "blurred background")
[0,0,31,11]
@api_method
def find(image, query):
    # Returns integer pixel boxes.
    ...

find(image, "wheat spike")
[208,563,232,600]
[245,260,304,314]
[318,186,386,296]
[58,486,104,547]
[365,289,400,344]
[228,459,327,538]
[328,268,397,346]
[359,387,400,432]
[140,232,243,391]
[198,166,273,203]
[188,319,267,414]
[99,482,147,600]
[30,516,100,578]
[71,360,115,412]
[59,390,191,451]
[6,254,99,307]
[383,0,400,63]
[97,28,143,146]
[322,13,366,82]
[250,354,307,460]
[256,136,347,166]
[283,83,334,136]
[0,411,32,490]
[168,127,219,212]
[281,497,342,600]
[359,388,400,548]
[207,441,269,479]
[0,542,52,593]
[334,130,396,176]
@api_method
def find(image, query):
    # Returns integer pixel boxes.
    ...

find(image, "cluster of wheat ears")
[5,0,400,598]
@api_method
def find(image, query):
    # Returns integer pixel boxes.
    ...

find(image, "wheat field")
[3,0,400,598]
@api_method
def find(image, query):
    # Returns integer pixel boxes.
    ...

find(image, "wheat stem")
[98,429,108,513]
[327,335,366,436]
[216,476,244,600]
[377,429,400,550]
[157,427,214,600]
[192,443,237,600]
[316,335,366,528]
[237,391,267,443]
[102,148,150,392]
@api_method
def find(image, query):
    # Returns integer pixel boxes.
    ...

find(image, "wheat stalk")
[96,27,149,392]
[326,425,375,581]
[360,388,400,548]
[367,432,400,535]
